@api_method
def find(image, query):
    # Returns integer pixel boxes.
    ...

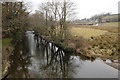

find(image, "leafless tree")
[31,0,76,42]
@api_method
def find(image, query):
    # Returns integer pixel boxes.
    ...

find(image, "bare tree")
[31,0,76,42]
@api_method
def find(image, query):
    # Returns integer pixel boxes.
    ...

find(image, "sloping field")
[70,27,108,39]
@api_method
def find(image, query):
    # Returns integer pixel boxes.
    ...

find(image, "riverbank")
[5,31,118,78]
[2,26,119,78]
[34,25,118,60]
[106,62,120,70]
[2,46,13,79]
[2,38,13,78]
[34,30,94,59]
[71,26,118,60]
[2,29,25,79]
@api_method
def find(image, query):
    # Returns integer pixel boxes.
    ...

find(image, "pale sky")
[24,0,120,19]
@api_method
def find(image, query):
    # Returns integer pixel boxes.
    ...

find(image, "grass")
[69,26,118,59]
[2,38,13,47]
[101,22,119,27]
[76,25,118,33]
[88,33,118,59]
[70,27,108,39]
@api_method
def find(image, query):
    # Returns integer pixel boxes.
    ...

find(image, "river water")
[8,31,118,78]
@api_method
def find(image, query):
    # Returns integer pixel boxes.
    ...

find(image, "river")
[7,31,118,78]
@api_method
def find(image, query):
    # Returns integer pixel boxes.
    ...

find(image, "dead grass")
[70,27,108,39]
[101,22,119,27]
[69,26,118,59]
[75,25,118,33]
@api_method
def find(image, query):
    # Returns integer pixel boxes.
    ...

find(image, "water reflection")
[9,34,31,78]
[8,31,79,78]
[26,31,80,78]
[8,31,118,78]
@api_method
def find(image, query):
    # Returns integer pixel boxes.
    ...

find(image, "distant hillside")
[73,13,120,26]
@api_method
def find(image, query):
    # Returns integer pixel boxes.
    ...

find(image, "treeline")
[2,0,76,44]
[90,13,111,21]
[89,13,119,23]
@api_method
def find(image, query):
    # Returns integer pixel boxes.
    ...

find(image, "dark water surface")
[8,31,118,78]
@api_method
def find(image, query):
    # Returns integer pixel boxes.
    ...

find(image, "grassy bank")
[34,24,118,60]
[0,38,13,47]
[2,38,13,78]
[70,26,118,60]
[2,38,13,47]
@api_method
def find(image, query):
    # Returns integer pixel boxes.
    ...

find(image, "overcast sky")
[25,0,120,19]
